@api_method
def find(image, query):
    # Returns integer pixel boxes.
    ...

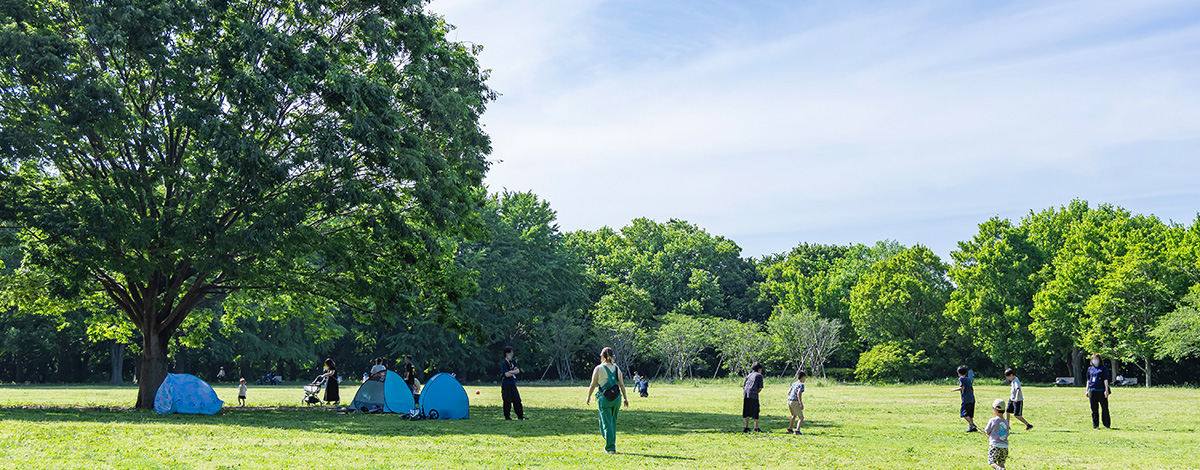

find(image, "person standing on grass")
[217,367,226,382]
[238,378,247,407]
[786,369,806,435]
[981,399,1011,470]
[586,347,628,454]
[1004,368,1033,431]
[501,346,526,420]
[950,365,978,433]
[320,358,340,406]
[742,362,765,433]
[1086,353,1112,429]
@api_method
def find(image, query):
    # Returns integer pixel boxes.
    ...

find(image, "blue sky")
[430,0,1200,259]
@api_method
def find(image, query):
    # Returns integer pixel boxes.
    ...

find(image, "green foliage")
[854,341,929,383]
[849,245,951,352]
[946,218,1047,368]
[1153,289,1200,361]
[651,313,711,380]
[711,318,772,377]
[767,309,843,376]
[0,0,495,405]
[566,218,763,324]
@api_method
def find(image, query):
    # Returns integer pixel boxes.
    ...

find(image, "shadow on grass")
[0,404,838,439]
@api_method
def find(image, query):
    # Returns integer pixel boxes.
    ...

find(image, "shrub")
[854,342,929,383]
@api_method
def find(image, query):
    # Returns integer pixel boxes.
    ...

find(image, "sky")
[428,0,1200,259]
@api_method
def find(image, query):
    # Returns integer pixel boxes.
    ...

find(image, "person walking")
[1086,353,1112,429]
[501,346,525,420]
[586,347,628,454]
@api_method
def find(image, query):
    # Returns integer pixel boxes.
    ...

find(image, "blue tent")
[418,373,469,419]
[154,373,223,415]
[350,370,415,413]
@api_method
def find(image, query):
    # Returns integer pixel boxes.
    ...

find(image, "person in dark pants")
[501,346,525,420]
[399,355,418,403]
[1086,353,1111,429]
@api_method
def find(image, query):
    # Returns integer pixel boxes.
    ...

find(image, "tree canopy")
[0,0,494,407]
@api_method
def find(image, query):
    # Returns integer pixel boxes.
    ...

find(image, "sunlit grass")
[0,380,1197,469]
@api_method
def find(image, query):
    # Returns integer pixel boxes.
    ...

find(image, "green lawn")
[0,379,1197,469]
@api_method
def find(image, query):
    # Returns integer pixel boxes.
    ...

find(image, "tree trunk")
[1144,356,1152,388]
[1110,358,1120,381]
[1071,347,1083,385]
[135,331,170,409]
[109,341,125,385]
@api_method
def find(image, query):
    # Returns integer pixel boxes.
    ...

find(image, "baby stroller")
[302,375,326,406]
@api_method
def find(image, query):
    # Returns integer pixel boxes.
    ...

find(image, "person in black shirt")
[320,358,339,406]
[501,346,525,420]
[400,355,419,403]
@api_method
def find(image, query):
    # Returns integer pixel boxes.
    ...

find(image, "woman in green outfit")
[586,347,629,454]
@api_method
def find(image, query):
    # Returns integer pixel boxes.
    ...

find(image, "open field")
[1,380,1197,469]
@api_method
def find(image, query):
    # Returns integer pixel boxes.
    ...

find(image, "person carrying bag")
[587,347,629,454]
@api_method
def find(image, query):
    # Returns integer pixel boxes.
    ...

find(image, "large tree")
[848,245,952,353]
[945,217,1047,369]
[0,0,494,407]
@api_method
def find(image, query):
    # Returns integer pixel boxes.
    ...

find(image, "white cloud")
[431,0,1200,257]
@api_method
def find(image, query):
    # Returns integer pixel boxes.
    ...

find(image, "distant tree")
[652,313,711,380]
[768,309,843,377]
[538,308,587,381]
[946,218,1047,369]
[849,246,951,352]
[593,317,643,376]
[1152,290,1200,361]
[712,318,772,378]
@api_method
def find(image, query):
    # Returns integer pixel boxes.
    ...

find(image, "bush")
[854,342,929,383]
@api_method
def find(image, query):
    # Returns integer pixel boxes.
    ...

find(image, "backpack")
[599,365,621,401]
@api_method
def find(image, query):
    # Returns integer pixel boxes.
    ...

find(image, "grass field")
[1,379,1197,469]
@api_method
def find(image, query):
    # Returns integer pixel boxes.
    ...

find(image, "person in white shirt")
[238,378,248,407]
[786,369,807,435]
[982,399,1010,470]
[1003,368,1033,431]
[217,367,226,382]
[369,357,387,377]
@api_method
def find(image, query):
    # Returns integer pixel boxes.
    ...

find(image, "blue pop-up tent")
[154,373,224,415]
[418,373,469,419]
[350,370,415,413]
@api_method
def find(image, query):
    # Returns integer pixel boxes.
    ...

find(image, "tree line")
[4,195,1199,387]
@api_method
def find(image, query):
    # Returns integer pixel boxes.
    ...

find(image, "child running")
[1004,368,1033,431]
[982,399,1011,470]
[949,365,977,432]
[786,369,806,435]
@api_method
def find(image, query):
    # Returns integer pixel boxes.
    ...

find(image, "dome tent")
[350,370,415,413]
[154,373,224,415]
[418,373,469,419]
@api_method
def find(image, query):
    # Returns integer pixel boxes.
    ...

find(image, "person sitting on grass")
[786,369,806,435]
[950,365,977,433]
[742,362,765,433]
[1004,368,1033,431]
[238,378,247,407]
[637,375,649,397]
[981,399,1011,470]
